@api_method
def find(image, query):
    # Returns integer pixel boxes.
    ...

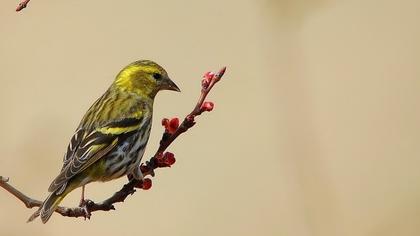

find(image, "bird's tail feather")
[27,190,66,223]
[27,207,41,223]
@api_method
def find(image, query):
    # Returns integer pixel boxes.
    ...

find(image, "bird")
[27,60,180,223]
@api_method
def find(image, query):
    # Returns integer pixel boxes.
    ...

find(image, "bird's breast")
[102,117,152,181]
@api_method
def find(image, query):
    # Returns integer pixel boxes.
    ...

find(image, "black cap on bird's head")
[114,60,180,97]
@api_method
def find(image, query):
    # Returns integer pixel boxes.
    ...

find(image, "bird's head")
[113,60,180,98]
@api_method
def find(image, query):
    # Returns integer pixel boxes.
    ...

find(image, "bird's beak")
[164,77,181,92]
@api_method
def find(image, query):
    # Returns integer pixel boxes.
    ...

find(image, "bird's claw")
[79,199,93,220]
[132,165,144,181]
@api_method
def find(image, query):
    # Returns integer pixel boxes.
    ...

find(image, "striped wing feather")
[48,117,143,193]
[61,128,85,171]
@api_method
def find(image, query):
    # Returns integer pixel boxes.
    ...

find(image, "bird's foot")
[79,199,93,220]
[130,165,144,181]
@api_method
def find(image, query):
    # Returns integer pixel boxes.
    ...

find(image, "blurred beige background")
[1,0,420,235]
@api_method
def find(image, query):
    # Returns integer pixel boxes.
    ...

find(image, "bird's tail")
[27,190,67,224]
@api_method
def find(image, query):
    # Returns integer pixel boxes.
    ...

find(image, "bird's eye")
[153,73,162,80]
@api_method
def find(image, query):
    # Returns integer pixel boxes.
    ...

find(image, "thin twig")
[16,0,31,12]
[0,67,226,220]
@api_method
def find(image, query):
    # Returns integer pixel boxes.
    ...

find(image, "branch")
[0,67,227,220]
[16,0,31,12]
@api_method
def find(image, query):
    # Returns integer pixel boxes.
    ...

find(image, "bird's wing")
[61,128,85,171]
[48,117,143,193]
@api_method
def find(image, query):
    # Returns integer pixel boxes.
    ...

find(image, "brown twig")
[0,67,226,220]
[16,0,31,12]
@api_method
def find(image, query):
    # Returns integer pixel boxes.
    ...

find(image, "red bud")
[141,178,152,190]
[168,118,179,134]
[163,152,176,166]
[162,117,179,134]
[203,71,215,80]
[201,101,214,112]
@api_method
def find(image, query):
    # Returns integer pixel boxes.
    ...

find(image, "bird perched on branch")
[28,60,180,223]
